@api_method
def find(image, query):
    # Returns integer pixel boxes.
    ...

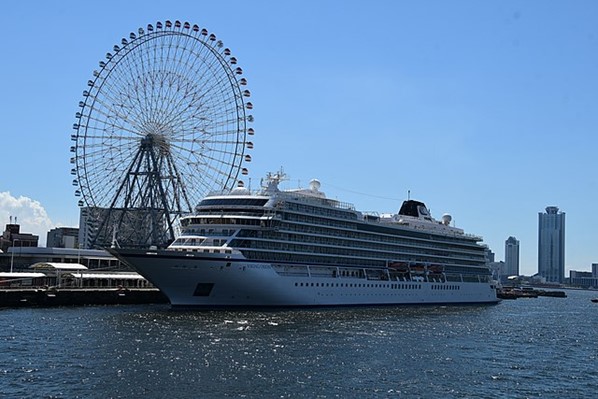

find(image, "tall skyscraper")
[538,206,565,283]
[504,236,520,278]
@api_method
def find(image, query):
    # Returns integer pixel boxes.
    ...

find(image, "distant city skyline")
[1,1,598,276]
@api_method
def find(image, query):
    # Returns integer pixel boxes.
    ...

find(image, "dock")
[0,287,168,308]
[497,287,567,300]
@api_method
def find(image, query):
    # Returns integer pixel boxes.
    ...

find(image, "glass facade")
[538,206,565,283]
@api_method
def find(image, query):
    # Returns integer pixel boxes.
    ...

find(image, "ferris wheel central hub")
[141,133,170,155]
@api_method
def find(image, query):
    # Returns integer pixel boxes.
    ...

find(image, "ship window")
[198,198,269,207]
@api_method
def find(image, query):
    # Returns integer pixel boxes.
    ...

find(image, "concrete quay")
[0,287,168,308]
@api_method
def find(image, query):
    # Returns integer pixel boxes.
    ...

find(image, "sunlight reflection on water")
[1,290,596,398]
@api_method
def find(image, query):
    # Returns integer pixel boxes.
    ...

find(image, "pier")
[497,287,567,299]
[0,287,167,308]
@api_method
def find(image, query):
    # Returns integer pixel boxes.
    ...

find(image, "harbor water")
[1,289,596,398]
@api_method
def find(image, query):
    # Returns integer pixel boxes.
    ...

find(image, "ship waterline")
[111,171,499,307]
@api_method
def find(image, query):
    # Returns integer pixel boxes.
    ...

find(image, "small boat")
[591,298,598,303]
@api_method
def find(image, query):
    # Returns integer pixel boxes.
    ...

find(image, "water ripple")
[1,291,596,398]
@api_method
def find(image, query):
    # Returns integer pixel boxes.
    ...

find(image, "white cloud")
[0,192,56,246]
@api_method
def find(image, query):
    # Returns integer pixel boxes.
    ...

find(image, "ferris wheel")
[70,20,254,248]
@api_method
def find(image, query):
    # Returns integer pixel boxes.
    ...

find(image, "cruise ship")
[111,171,499,307]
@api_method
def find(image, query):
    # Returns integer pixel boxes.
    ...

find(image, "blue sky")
[1,1,597,276]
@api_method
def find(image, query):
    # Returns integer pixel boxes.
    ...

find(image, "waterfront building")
[538,206,565,283]
[78,207,159,249]
[0,246,127,272]
[485,248,495,263]
[0,219,39,252]
[78,207,105,249]
[488,260,505,282]
[47,227,79,249]
[569,270,598,289]
[504,236,520,280]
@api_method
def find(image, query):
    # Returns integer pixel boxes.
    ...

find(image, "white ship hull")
[113,249,500,308]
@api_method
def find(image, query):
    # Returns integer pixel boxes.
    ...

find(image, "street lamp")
[9,238,19,273]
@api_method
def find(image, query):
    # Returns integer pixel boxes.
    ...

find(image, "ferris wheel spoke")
[96,82,148,131]
[185,100,244,127]
[166,102,239,141]
[186,72,235,110]
[170,88,237,124]
[81,114,141,137]
[182,149,240,173]
[132,37,158,121]
[111,42,157,120]
[82,97,144,135]
[173,152,237,181]
[76,133,140,143]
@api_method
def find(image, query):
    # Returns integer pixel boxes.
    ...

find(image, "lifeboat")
[389,262,409,272]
